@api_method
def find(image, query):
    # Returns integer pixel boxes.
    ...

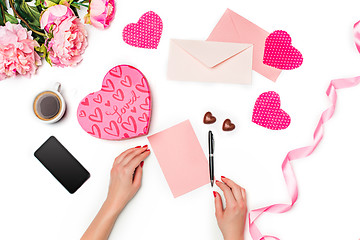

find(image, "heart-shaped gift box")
[77,65,151,140]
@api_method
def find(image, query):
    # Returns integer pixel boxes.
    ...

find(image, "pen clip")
[208,131,214,154]
[211,134,215,153]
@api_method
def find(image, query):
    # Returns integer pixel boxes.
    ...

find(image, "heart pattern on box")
[252,91,291,130]
[263,30,303,70]
[122,11,163,49]
[77,65,151,140]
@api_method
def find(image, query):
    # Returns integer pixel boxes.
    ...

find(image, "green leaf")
[5,12,19,24]
[0,10,4,26]
[10,0,46,42]
[19,20,45,44]
[13,0,41,27]
[36,4,42,12]
[0,0,7,9]
[35,44,52,65]
[70,5,79,17]
[34,0,42,6]
[71,1,88,8]
[50,0,61,4]
[45,55,52,66]
[33,32,46,44]
[35,44,46,56]
[0,0,6,25]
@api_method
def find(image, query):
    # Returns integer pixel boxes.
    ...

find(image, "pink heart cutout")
[77,65,152,140]
[263,30,303,70]
[252,91,291,130]
[122,11,163,49]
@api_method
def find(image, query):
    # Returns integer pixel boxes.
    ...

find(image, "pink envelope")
[147,120,210,198]
[207,9,282,82]
[167,39,253,84]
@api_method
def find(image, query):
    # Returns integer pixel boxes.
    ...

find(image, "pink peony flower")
[0,22,41,80]
[40,4,74,32]
[84,0,115,29]
[41,5,88,67]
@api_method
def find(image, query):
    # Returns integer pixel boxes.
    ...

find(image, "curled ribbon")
[249,22,360,240]
[354,20,360,53]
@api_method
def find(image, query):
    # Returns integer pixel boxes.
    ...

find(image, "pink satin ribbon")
[354,20,360,53]
[249,76,360,240]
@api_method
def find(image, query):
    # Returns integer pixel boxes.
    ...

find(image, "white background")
[1,0,360,239]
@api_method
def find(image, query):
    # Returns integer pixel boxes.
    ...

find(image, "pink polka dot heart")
[263,30,303,70]
[122,11,163,49]
[252,91,291,130]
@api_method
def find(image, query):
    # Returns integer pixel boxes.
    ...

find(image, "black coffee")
[35,92,61,120]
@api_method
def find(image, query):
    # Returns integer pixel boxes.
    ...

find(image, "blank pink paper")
[147,120,210,198]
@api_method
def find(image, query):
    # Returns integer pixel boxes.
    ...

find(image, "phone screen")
[34,136,90,194]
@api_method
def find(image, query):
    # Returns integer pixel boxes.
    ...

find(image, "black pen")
[208,131,214,187]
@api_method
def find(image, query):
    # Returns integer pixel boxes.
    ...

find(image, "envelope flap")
[172,39,252,68]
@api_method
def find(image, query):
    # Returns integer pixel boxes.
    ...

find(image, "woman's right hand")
[105,146,150,214]
[213,176,247,240]
[81,146,150,240]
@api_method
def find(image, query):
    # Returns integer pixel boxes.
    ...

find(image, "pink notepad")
[148,120,210,198]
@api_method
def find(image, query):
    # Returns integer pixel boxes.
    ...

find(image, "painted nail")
[145,149,150,152]
[213,191,217,197]
[143,145,148,148]
[221,176,226,179]
[216,180,220,183]
[140,161,144,168]
[135,146,141,148]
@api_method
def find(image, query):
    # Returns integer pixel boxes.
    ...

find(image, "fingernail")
[142,145,148,148]
[213,191,217,197]
[135,146,141,148]
[221,176,226,179]
[145,149,150,152]
[140,161,144,168]
[215,180,220,183]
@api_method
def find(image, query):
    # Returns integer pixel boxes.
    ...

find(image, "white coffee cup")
[33,82,66,123]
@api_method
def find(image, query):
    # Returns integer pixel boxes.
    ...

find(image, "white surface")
[1,0,360,239]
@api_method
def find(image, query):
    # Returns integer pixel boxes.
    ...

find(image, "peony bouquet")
[0,0,115,80]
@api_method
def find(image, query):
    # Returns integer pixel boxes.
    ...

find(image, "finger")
[241,188,247,204]
[213,191,224,219]
[133,163,143,189]
[121,145,148,166]
[113,147,139,166]
[221,176,243,202]
[215,180,237,207]
[126,149,150,171]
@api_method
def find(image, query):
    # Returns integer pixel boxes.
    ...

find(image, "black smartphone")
[34,136,90,194]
